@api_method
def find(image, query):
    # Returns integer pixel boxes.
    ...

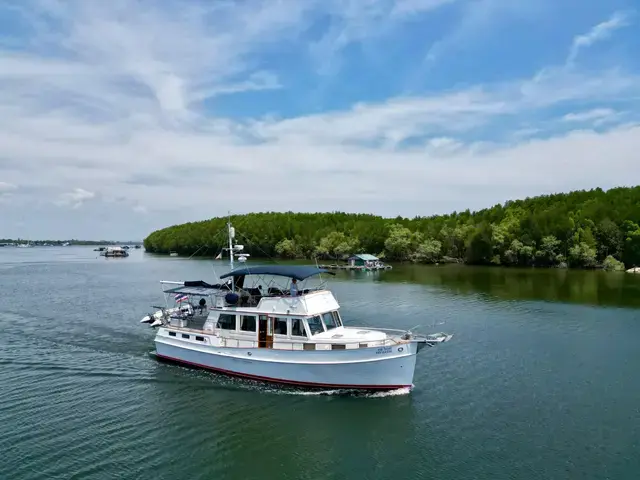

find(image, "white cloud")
[133,205,148,214]
[190,71,281,102]
[0,0,309,122]
[249,68,639,148]
[512,128,541,140]
[391,0,458,18]
[308,0,458,74]
[427,137,463,153]
[0,181,17,203]
[0,182,17,193]
[251,88,507,146]
[518,68,638,107]
[567,11,633,65]
[562,108,616,123]
[0,1,638,239]
[55,188,96,209]
[425,0,549,63]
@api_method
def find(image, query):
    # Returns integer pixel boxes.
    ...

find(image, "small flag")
[215,251,222,260]
[175,294,188,303]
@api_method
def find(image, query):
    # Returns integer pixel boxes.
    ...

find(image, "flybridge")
[158,265,335,299]
[220,265,335,280]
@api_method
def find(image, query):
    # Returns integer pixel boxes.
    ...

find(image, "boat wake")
[269,386,413,398]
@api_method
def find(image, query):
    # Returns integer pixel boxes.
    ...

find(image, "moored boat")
[101,246,129,257]
[140,221,452,390]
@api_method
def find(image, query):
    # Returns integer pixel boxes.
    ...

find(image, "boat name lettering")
[376,346,392,355]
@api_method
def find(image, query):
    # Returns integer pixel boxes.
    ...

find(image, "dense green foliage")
[143,186,640,268]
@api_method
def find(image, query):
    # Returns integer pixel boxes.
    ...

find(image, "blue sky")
[0,0,639,240]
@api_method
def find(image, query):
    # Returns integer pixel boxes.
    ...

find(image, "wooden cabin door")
[258,315,273,348]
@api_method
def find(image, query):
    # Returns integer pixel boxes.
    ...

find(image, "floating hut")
[319,253,392,271]
[348,254,380,267]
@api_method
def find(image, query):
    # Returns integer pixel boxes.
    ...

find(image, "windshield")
[307,316,325,335]
[322,312,338,330]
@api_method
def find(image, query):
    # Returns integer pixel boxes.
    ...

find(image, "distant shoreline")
[0,240,142,246]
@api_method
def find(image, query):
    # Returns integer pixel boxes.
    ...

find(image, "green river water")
[0,247,639,479]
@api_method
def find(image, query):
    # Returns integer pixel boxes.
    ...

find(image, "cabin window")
[182,334,189,339]
[307,316,325,336]
[240,315,256,332]
[331,311,343,327]
[169,331,176,337]
[195,336,205,342]
[217,314,237,330]
[291,318,307,337]
[322,312,338,330]
[274,317,288,335]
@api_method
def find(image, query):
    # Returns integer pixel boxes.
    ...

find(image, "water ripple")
[1,250,640,479]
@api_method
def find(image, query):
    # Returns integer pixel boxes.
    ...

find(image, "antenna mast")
[227,212,235,291]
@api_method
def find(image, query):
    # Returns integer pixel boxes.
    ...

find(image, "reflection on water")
[152,254,640,309]
[359,265,640,309]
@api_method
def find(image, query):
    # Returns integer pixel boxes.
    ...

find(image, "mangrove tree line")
[143,186,640,269]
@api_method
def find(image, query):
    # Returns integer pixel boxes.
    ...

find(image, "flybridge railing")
[158,282,330,300]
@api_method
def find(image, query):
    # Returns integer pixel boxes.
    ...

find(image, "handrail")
[162,326,409,350]
[161,285,330,299]
[345,326,410,334]
[216,336,402,350]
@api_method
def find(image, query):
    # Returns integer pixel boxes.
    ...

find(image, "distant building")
[347,253,379,267]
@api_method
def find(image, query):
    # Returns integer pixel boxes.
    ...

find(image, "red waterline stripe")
[155,354,411,390]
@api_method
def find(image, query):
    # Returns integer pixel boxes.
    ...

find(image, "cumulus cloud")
[0,1,638,239]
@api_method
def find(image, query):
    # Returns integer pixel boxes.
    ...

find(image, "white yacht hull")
[154,333,420,390]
